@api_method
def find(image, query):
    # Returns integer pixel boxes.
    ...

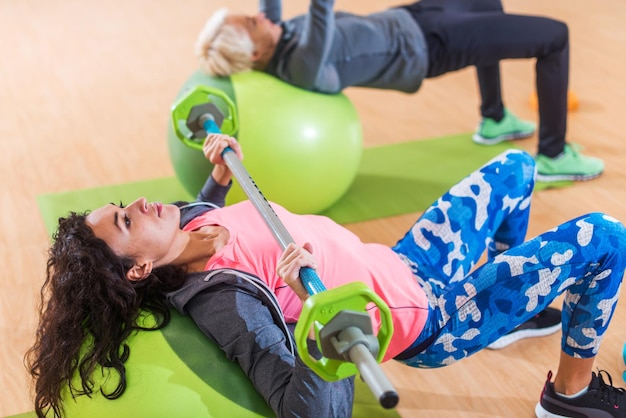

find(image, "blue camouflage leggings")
[392,150,626,368]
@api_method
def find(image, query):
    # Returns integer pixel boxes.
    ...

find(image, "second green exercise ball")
[167,70,363,214]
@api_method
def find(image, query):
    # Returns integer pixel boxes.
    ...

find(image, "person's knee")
[506,149,535,167]
[543,18,569,51]
[472,0,504,13]
[502,149,536,183]
[583,212,626,238]
[434,0,504,13]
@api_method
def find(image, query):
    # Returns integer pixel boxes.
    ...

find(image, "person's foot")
[487,307,561,350]
[535,144,604,182]
[473,109,536,145]
[535,370,626,417]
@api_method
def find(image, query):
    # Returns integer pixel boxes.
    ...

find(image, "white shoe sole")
[487,323,561,350]
[472,130,535,145]
[536,171,604,182]
[535,402,571,418]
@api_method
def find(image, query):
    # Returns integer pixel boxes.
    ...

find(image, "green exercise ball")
[167,70,363,214]
[61,312,273,417]
[55,311,397,418]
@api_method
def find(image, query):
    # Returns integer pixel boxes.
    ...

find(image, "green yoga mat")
[38,134,556,232]
[30,134,570,418]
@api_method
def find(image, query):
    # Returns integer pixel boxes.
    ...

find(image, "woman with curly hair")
[26,136,354,418]
[26,215,185,417]
[27,134,626,418]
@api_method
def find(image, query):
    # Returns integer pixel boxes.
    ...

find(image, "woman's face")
[86,197,181,268]
[227,12,281,60]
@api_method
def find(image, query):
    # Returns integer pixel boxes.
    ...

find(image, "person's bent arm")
[186,285,354,417]
[203,133,242,186]
[260,0,281,23]
[286,0,338,90]
[277,242,316,302]
[195,134,243,205]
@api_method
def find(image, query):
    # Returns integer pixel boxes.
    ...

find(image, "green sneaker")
[535,144,604,182]
[473,109,536,145]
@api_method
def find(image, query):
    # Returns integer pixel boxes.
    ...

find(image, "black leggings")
[401,0,569,157]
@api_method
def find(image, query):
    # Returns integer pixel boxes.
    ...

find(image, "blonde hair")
[195,8,255,77]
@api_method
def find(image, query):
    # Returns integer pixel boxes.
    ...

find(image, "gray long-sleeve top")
[262,0,429,94]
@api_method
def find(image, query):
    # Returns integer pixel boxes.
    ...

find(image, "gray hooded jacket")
[166,269,354,417]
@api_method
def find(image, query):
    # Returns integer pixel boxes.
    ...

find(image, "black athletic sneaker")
[487,307,561,350]
[535,370,626,417]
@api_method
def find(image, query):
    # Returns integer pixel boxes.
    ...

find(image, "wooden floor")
[2,0,626,416]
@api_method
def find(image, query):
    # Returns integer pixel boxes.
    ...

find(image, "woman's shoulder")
[164,269,271,312]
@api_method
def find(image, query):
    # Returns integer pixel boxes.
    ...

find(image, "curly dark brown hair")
[25,212,186,418]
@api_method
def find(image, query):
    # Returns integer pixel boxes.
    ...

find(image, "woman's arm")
[203,133,242,186]
[276,242,316,302]
[185,285,354,417]
[286,0,338,90]
[260,0,281,23]
[195,134,243,206]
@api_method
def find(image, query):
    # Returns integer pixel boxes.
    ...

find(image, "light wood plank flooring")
[2,1,625,416]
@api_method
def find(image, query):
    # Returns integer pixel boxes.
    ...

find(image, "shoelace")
[593,370,626,408]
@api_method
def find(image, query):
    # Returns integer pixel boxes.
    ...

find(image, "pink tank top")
[183,201,428,360]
